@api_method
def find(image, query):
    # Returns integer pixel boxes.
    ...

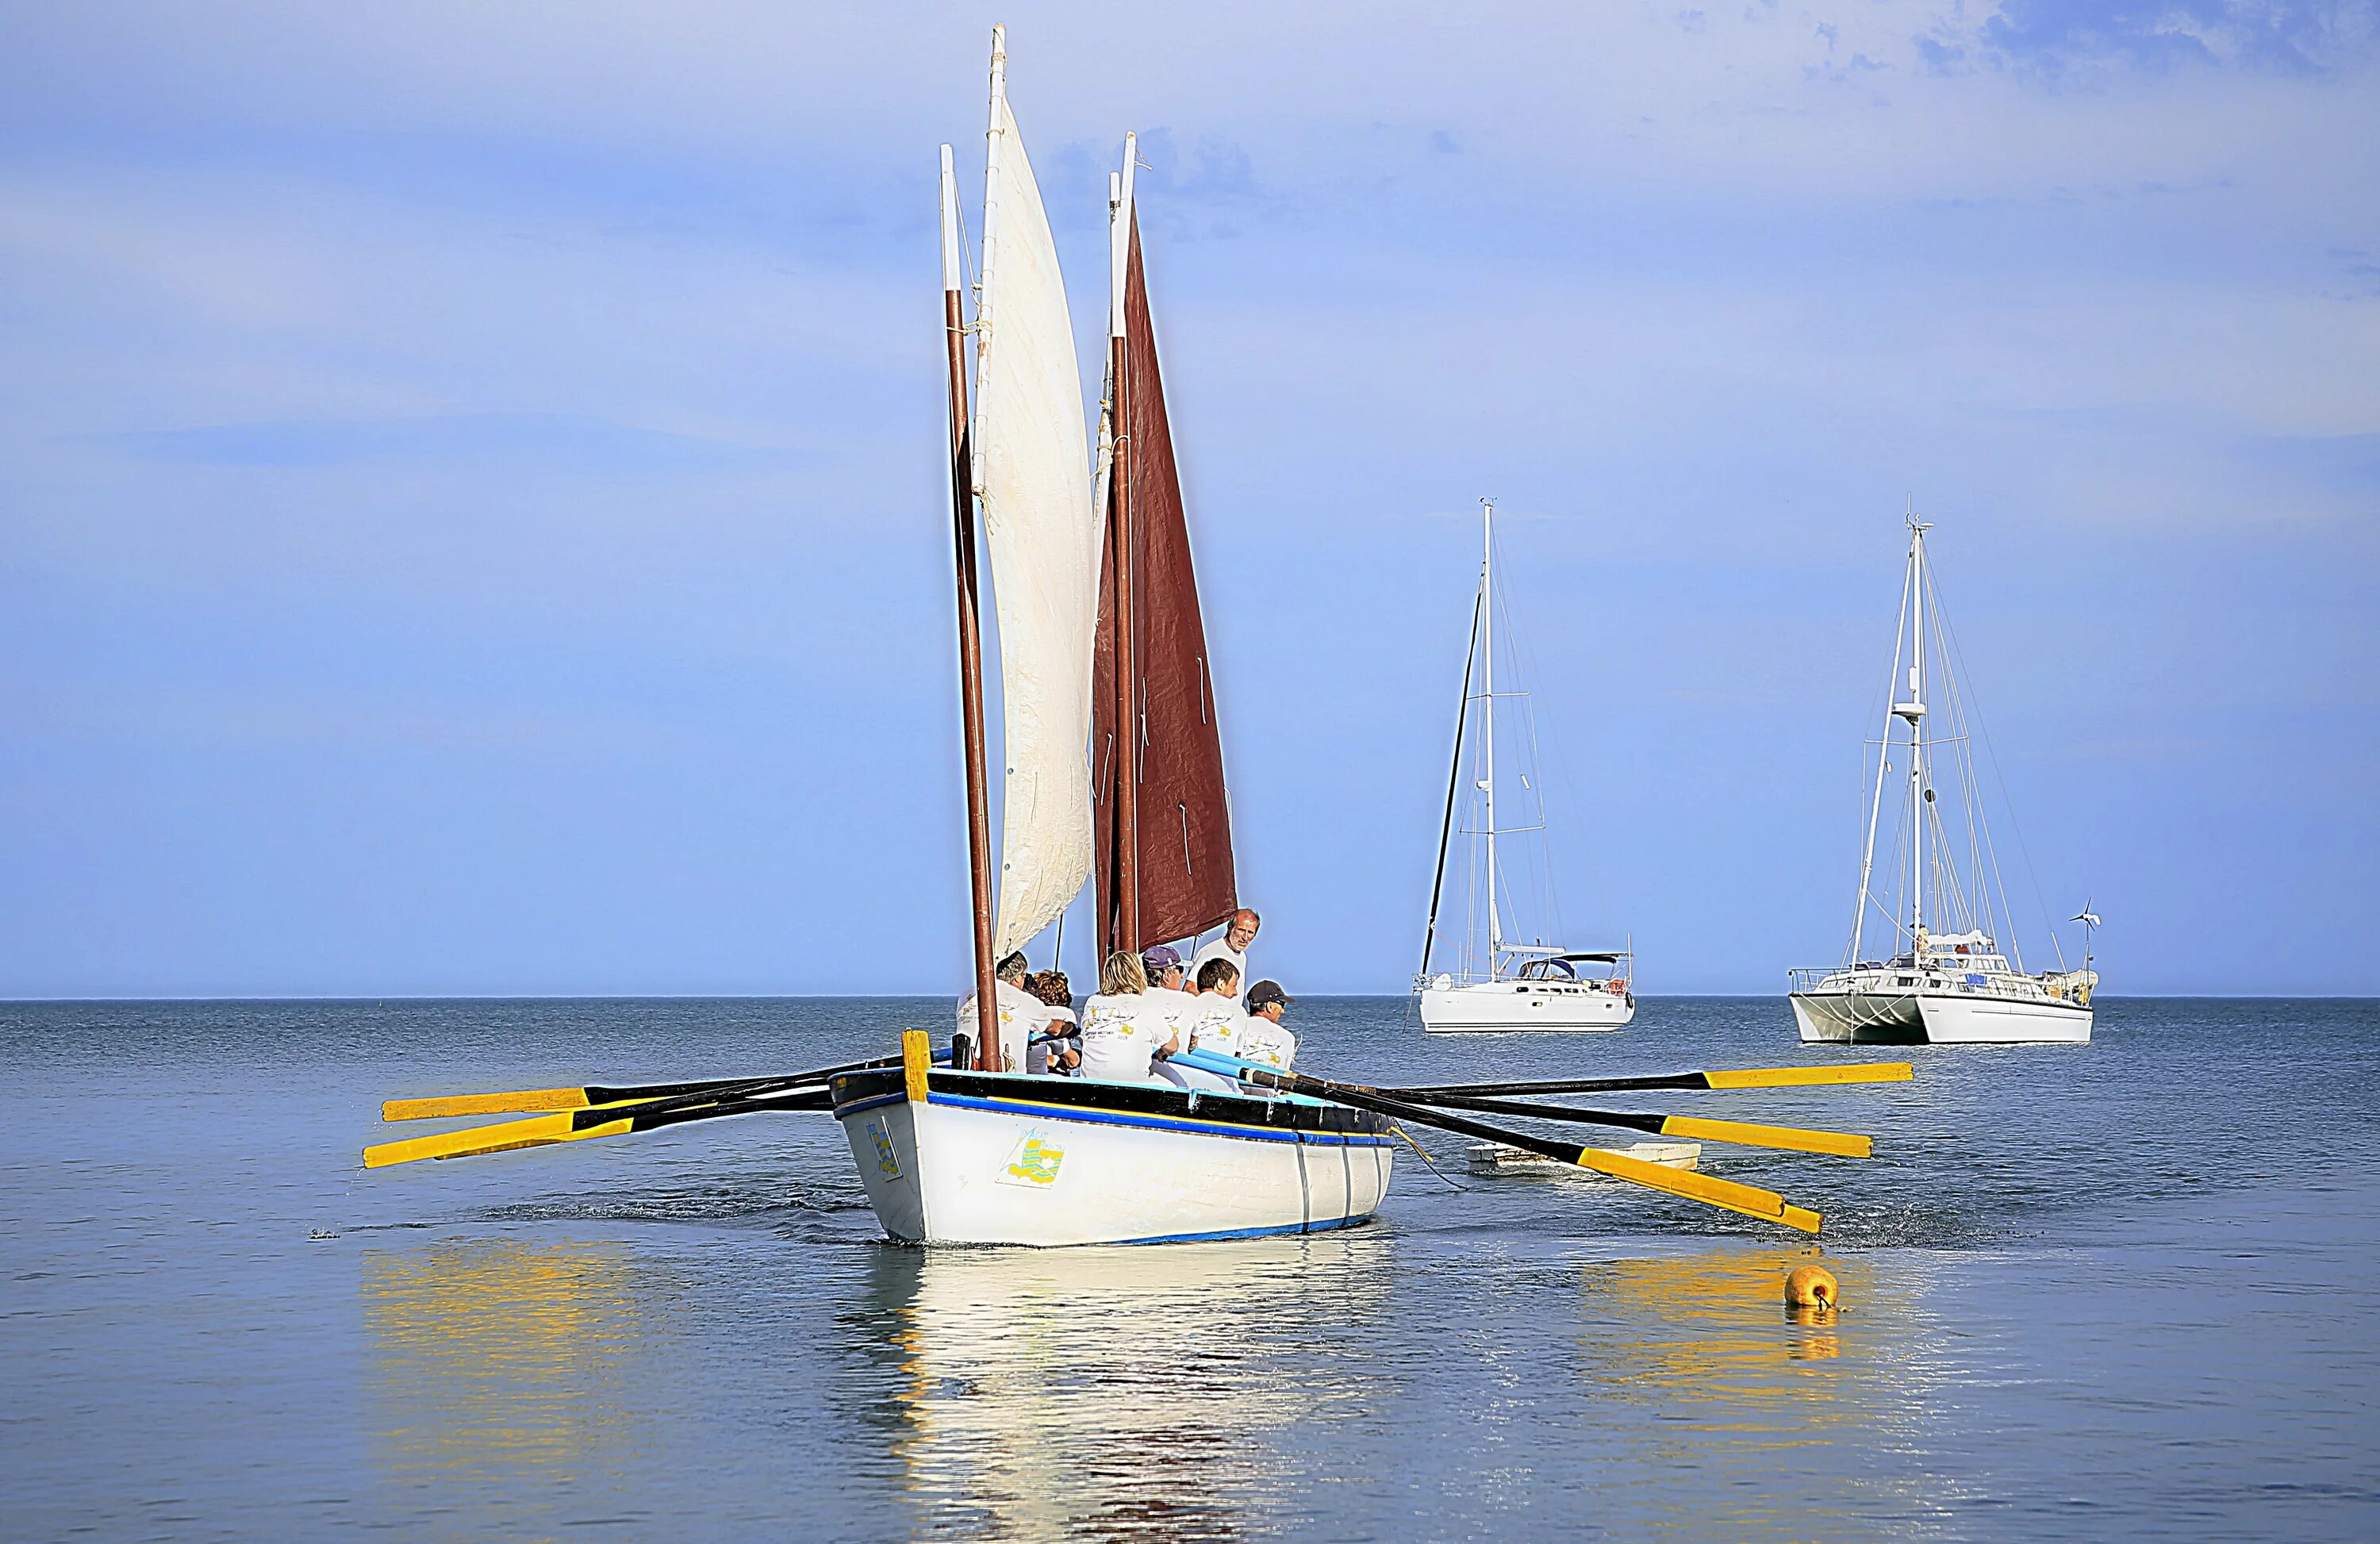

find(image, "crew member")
[1023,970,1080,1074]
[1077,951,1177,1085]
[955,951,1040,1072]
[1188,909,1261,1006]
[1239,979,1298,1069]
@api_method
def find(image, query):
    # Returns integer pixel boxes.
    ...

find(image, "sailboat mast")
[1907,512,1929,950]
[1107,133,1141,951]
[941,142,998,1063]
[1480,499,1502,974]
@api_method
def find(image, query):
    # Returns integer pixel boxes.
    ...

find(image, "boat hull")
[1420,982,1634,1033]
[831,1068,1395,1247]
[1792,988,2090,1045]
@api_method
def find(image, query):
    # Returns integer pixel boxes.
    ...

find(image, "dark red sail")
[1092,213,1237,957]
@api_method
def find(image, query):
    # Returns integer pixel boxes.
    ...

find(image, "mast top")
[1110,132,1136,342]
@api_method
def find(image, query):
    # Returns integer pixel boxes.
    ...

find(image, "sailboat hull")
[1791,987,2090,1045]
[1419,981,1635,1033]
[831,1068,1394,1246]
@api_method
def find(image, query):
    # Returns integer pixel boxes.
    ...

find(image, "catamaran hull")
[1420,983,1634,1033]
[831,1070,1394,1247]
[1792,989,2090,1045]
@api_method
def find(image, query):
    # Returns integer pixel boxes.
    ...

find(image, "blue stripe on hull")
[1120,1212,1376,1246]
[923,1090,1393,1147]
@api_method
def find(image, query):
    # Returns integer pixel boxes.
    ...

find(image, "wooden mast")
[1106,133,1142,953]
[941,141,998,1066]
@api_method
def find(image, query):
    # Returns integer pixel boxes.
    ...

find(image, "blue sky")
[2,2,2374,997]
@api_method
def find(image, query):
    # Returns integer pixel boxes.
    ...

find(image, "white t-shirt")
[1188,938,1250,1003]
[1077,993,1172,1085]
[1238,1014,1296,1070]
[954,979,1044,1073]
[1184,993,1246,1058]
[1142,985,1200,1046]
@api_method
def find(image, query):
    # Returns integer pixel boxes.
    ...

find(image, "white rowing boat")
[834,1039,1392,1246]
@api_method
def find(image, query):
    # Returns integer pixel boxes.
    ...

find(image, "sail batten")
[975,86,1099,958]
[1092,210,1237,954]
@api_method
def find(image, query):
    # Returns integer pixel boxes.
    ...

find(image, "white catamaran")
[831,32,1392,1243]
[1416,501,1634,1033]
[1789,511,2097,1046]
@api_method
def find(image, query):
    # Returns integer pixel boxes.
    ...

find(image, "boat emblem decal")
[866,1118,902,1179]
[998,1129,1065,1188]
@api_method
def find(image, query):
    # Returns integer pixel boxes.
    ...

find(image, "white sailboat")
[1789,510,2097,1046]
[831,33,1392,1242]
[1416,501,1635,1033]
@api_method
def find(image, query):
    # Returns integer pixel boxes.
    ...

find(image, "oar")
[1172,1050,1821,1233]
[381,1052,912,1122]
[1391,1062,1914,1098]
[364,1081,836,1168]
[1384,1088,1871,1157]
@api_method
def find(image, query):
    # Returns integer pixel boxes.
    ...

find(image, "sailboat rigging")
[1788,509,2098,1045]
[1417,501,1635,1033]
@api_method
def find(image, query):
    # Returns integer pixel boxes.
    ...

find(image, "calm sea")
[4,997,2375,1542]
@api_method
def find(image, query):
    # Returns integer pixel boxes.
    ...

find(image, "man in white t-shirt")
[1188,909,1261,1007]
[1139,944,1207,1089]
[954,951,1041,1073]
[1238,979,1298,1070]
[1163,957,1248,1093]
[1138,944,1201,1039]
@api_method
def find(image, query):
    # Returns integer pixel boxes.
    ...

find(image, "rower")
[1161,958,1247,1093]
[955,951,1039,1073]
[1022,969,1080,1074]
[1141,943,1200,1048]
[1238,980,1298,1069]
[1077,951,1178,1085]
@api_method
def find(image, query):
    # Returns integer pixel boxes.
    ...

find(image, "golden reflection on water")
[361,1235,647,1495]
[864,1231,1395,1542]
[1574,1246,1950,1538]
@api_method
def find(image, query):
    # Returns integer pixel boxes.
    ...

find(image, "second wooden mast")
[939,140,998,1065]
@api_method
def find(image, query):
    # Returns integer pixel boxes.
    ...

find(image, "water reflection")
[854,1233,1395,1542]
[362,1235,649,1506]
[1574,1246,1962,1538]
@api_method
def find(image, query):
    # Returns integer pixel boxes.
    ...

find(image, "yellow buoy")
[1785,1263,1839,1309]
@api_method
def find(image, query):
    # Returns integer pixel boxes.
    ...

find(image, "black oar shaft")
[1392,1073,1709,1097]
[563,1054,904,1132]
[1394,1089,1669,1135]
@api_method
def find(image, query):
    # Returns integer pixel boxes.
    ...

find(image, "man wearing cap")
[1238,980,1299,1070]
[1140,943,1201,1060]
[1188,909,1261,1007]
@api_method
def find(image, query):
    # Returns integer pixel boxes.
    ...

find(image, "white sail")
[974,73,1098,958]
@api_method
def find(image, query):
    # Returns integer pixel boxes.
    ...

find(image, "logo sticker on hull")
[866,1118,902,1179]
[997,1128,1065,1188]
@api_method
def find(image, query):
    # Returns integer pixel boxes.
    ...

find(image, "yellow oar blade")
[1660,1115,1874,1158]
[1703,1062,1912,1089]
[1574,1144,1824,1234]
[363,1112,633,1168]
[382,1088,590,1121]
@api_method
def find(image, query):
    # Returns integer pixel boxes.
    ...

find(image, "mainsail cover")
[1092,213,1238,953]
[976,96,1099,958]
